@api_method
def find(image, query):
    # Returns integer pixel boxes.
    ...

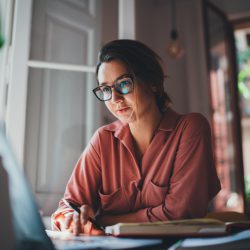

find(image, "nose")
[110,88,123,102]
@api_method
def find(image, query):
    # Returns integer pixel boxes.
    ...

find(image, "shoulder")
[178,112,211,139]
[181,112,210,127]
[95,120,123,136]
[89,120,123,143]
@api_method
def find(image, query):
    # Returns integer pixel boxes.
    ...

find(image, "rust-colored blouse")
[52,108,221,229]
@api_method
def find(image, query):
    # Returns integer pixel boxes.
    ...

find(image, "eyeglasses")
[93,74,134,102]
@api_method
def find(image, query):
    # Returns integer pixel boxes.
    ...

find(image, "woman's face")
[97,60,156,124]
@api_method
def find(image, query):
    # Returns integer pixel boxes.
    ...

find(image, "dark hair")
[96,39,171,111]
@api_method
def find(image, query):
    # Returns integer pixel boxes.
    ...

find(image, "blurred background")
[1,0,250,219]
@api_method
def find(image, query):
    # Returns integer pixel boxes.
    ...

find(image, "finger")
[81,220,93,234]
[82,221,105,235]
[90,227,105,235]
[73,212,81,236]
[64,213,73,230]
[80,205,93,225]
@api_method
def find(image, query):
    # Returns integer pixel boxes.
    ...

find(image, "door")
[203,1,246,212]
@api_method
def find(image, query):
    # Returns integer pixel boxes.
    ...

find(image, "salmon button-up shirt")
[52,108,221,229]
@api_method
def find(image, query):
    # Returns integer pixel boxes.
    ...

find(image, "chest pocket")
[98,182,139,213]
[142,180,168,207]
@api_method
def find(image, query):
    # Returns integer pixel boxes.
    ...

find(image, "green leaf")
[0,35,4,48]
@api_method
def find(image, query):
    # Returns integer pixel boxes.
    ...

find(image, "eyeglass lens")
[94,77,133,101]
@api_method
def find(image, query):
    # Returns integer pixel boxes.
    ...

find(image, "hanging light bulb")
[167,0,184,59]
[167,29,184,59]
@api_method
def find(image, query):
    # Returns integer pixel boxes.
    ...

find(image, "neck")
[129,106,162,156]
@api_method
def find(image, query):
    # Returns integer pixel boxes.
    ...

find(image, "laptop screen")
[0,125,54,250]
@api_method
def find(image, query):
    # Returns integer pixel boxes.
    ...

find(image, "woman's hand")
[62,205,104,235]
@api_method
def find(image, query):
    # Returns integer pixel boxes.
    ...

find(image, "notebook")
[0,124,162,250]
[104,218,250,237]
[104,218,227,237]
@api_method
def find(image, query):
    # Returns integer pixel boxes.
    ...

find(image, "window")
[234,21,250,215]
[0,0,103,215]
[204,1,246,213]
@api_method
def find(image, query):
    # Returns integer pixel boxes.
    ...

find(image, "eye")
[120,80,130,88]
[118,79,132,94]
[102,86,111,93]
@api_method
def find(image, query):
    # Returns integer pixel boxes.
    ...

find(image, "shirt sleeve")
[134,114,221,222]
[51,130,102,230]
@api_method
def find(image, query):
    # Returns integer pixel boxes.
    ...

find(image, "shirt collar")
[103,120,129,140]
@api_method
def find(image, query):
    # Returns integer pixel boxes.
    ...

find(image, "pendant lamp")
[167,0,184,59]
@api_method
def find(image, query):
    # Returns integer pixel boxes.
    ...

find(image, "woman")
[51,39,221,235]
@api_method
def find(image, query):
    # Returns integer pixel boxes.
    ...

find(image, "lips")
[116,107,130,113]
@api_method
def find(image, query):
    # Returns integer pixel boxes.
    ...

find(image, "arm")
[97,211,144,226]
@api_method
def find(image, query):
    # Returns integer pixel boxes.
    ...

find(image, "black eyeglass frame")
[92,74,134,102]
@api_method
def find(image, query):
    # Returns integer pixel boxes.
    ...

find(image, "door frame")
[203,0,246,213]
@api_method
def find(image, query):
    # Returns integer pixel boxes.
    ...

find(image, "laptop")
[0,124,162,250]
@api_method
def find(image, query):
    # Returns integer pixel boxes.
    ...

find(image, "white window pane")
[30,0,99,66]
[25,68,100,214]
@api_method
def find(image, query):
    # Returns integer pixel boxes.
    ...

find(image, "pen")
[62,198,105,231]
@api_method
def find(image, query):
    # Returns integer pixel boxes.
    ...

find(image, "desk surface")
[47,230,166,249]
[46,229,250,250]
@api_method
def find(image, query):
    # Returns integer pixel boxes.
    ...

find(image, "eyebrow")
[99,73,132,86]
